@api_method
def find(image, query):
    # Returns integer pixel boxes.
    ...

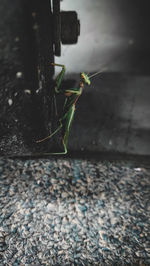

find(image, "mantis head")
[80,72,91,85]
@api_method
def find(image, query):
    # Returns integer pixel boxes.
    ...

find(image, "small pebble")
[16,72,23,79]
[8,99,13,106]
[24,89,31,95]
[61,192,68,198]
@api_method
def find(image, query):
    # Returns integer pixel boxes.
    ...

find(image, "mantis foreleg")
[51,63,66,93]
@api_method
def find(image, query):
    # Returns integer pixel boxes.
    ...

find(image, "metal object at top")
[52,0,80,56]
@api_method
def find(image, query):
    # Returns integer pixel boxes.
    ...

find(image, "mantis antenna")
[88,67,108,79]
[88,51,128,79]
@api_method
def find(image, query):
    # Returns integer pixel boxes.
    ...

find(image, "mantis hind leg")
[45,106,75,155]
[60,105,75,154]
[50,141,67,155]
[36,121,67,154]
[45,134,67,155]
[36,123,62,143]
[36,124,67,155]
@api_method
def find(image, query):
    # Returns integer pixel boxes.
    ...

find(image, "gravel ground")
[0,159,150,265]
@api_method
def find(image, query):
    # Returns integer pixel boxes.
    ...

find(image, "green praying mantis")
[36,63,104,154]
